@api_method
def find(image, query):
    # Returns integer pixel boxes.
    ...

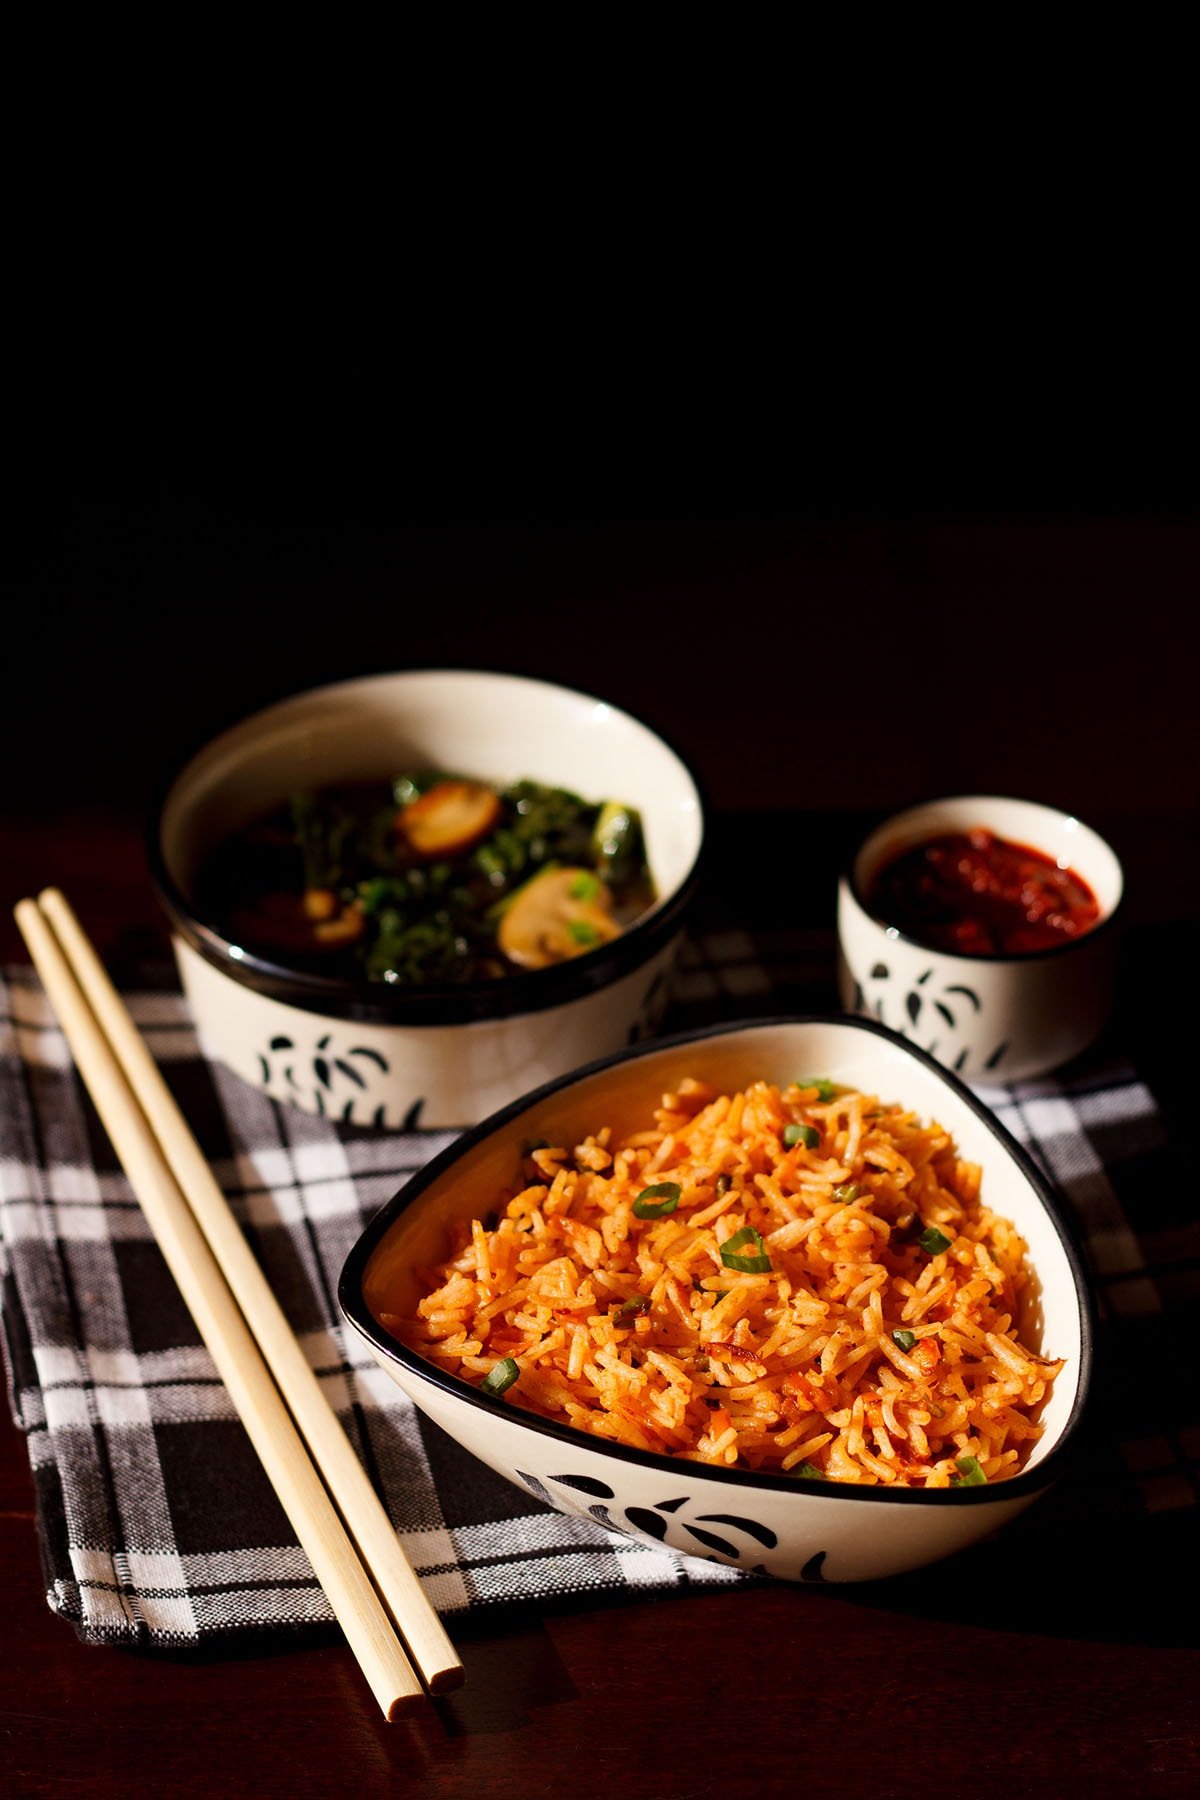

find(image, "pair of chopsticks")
[14,888,463,1720]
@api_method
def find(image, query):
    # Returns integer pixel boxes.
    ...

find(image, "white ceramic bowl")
[837,795,1124,1085]
[338,1015,1092,1584]
[148,669,706,1128]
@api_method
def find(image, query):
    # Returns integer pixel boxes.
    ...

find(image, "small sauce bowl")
[836,795,1125,1083]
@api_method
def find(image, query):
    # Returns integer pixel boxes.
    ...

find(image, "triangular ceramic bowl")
[339,1015,1092,1583]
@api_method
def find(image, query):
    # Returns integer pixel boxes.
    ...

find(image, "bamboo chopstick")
[35,886,462,1695]
[14,889,464,1717]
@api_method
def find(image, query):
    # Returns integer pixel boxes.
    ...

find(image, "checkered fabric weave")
[0,933,1190,1649]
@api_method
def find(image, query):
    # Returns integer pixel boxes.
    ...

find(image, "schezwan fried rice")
[387,1077,1064,1489]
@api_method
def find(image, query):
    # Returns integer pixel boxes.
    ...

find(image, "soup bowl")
[338,1015,1092,1583]
[837,795,1125,1084]
[148,668,706,1128]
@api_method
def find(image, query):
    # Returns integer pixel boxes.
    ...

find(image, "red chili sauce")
[865,827,1102,956]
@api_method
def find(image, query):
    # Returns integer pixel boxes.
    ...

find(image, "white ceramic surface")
[150,670,705,1128]
[339,1016,1092,1584]
[171,934,679,1128]
[837,795,1124,1084]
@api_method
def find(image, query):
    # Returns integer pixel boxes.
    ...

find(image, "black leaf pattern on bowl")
[511,1470,823,1574]
[695,1512,777,1549]
[625,1507,668,1539]
[682,1523,741,1556]
[254,1032,398,1125]
[550,1473,615,1498]
[855,962,1005,1073]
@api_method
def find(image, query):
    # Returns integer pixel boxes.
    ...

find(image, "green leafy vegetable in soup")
[197,773,656,986]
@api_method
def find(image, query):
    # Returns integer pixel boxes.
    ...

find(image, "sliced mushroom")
[311,899,366,946]
[230,889,365,955]
[498,866,622,970]
[302,887,339,922]
[396,780,502,858]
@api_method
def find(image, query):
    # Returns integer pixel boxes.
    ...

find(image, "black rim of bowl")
[145,668,710,1027]
[338,1012,1095,1508]
[843,791,1126,966]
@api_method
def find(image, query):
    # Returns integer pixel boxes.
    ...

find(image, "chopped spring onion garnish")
[720,1226,772,1273]
[615,1294,651,1318]
[892,1329,918,1352]
[790,1460,824,1479]
[951,1454,987,1487]
[568,919,601,947]
[569,871,601,900]
[918,1224,953,1256]
[833,1182,863,1203]
[480,1356,520,1396]
[797,1077,837,1101]
[633,1182,681,1218]
[784,1123,820,1149]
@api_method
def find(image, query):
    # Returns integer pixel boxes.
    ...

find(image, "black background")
[6,32,1199,850]
[6,348,1199,838]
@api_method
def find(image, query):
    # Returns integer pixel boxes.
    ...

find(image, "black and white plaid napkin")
[0,931,1192,1650]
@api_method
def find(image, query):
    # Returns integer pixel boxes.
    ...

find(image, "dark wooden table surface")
[1,799,1196,1800]
[7,511,1200,1800]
